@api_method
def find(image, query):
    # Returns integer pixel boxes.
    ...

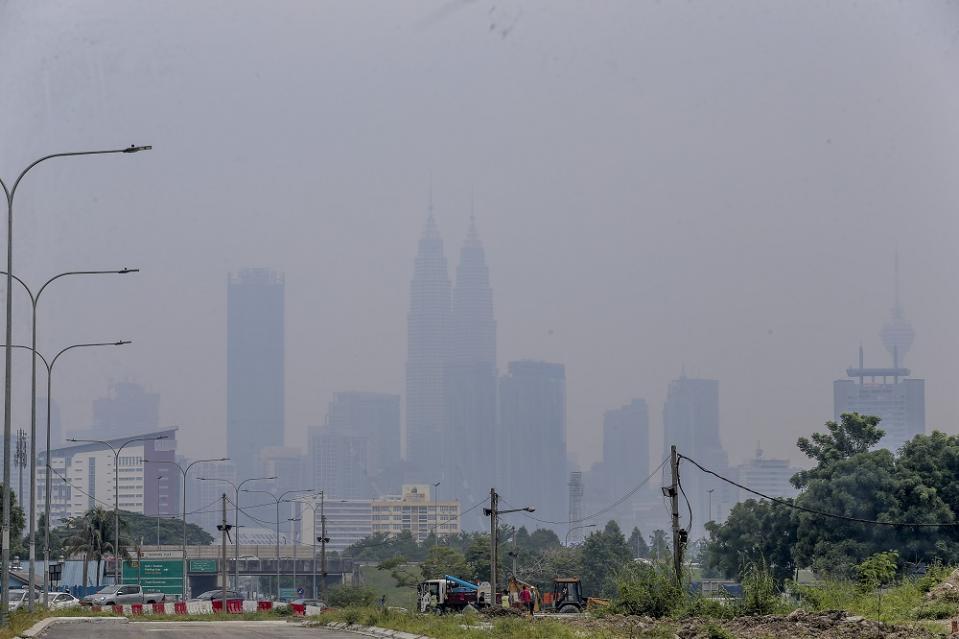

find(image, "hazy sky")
[1,1,957,475]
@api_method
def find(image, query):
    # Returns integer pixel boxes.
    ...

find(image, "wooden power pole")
[669,445,683,583]
[489,488,498,606]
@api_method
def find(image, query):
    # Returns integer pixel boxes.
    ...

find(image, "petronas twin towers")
[406,212,497,511]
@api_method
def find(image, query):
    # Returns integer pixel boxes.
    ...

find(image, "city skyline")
[2,1,956,487]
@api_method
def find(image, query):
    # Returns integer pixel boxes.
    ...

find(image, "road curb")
[325,621,435,639]
[18,615,129,638]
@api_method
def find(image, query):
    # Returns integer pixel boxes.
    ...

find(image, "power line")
[507,458,669,526]
[679,454,959,528]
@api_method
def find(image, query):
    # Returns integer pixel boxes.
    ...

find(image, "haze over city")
[1,0,958,476]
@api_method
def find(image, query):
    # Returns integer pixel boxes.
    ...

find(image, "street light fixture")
[1,340,130,605]
[198,475,275,591]
[68,433,168,585]
[244,488,315,599]
[0,144,151,624]
[565,524,597,546]
[1,267,138,610]
[145,456,228,598]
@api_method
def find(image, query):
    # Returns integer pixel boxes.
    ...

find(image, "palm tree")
[62,507,131,587]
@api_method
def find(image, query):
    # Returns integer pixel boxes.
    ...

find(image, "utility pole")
[319,491,328,603]
[484,490,535,608]
[488,488,498,605]
[216,493,230,613]
[669,445,683,584]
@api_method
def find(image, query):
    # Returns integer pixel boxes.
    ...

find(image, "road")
[41,620,360,639]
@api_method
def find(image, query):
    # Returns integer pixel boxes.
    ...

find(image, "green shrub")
[739,559,779,615]
[911,601,958,620]
[704,621,736,639]
[613,560,686,618]
[342,607,360,625]
[327,584,377,608]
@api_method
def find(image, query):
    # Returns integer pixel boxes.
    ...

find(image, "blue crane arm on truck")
[444,575,479,591]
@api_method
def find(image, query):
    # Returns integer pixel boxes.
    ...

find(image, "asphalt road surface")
[41,620,360,639]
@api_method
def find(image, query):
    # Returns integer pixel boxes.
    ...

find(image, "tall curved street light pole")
[1,267,138,609]
[564,523,597,546]
[243,488,314,599]
[68,432,168,586]
[0,144,150,624]
[146,456,228,597]
[198,476,275,591]
[2,340,131,605]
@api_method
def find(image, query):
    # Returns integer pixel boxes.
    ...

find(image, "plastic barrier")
[291,603,306,617]
[305,605,324,616]
[211,599,223,612]
[112,605,123,615]
[174,601,187,615]
[152,602,166,614]
[257,601,273,612]
[131,603,144,616]
[227,599,244,614]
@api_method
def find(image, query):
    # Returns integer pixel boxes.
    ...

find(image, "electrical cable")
[506,458,669,526]
[679,454,959,528]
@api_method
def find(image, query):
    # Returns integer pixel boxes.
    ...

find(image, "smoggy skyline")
[1,1,958,475]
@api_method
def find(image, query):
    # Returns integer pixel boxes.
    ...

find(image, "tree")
[118,510,213,546]
[649,530,670,562]
[420,546,471,580]
[326,584,376,607]
[581,521,633,597]
[376,556,422,589]
[857,551,898,622]
[62,507,132,587]
[0,485,26,557]
[702,499,797,585]
[628,527,650,559]
[793,413,884,488]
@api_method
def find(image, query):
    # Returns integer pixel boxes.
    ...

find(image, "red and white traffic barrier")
[94,600,313,618]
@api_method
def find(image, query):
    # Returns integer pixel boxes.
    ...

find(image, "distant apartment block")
[38,429,177,525]
[301,499,374,554]
[372,484,460,542]
[309,427,371,499]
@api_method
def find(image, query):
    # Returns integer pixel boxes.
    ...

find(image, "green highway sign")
[189,559,219,574]
[122,560,183,595]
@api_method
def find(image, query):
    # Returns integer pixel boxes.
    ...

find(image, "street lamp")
[1,267,138,611]
[198,475,275,591]
[155,475,166,546]
[244,488,314,599]
[145,456,228,598]
[287,516,301,596]
[68,433,168,585]
[565,524,597,546]
[0,143,151,624]
[2,340,130,606]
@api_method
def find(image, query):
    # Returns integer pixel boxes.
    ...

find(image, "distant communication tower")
[568,471,584,541]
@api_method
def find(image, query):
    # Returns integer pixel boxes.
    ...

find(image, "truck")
[418,575,492,613]
[82,584,166,606]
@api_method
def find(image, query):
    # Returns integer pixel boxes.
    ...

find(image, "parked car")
[192,589,243,601]
[48,592,81,609]
[82,584,165,606]
[7,589,29,611]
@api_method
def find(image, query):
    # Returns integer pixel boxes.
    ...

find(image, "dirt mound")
[679,610,941,639]
[928,568,959,602]
[560,610,942,639]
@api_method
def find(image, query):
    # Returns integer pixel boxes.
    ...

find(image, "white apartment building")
[37,429,177,524]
